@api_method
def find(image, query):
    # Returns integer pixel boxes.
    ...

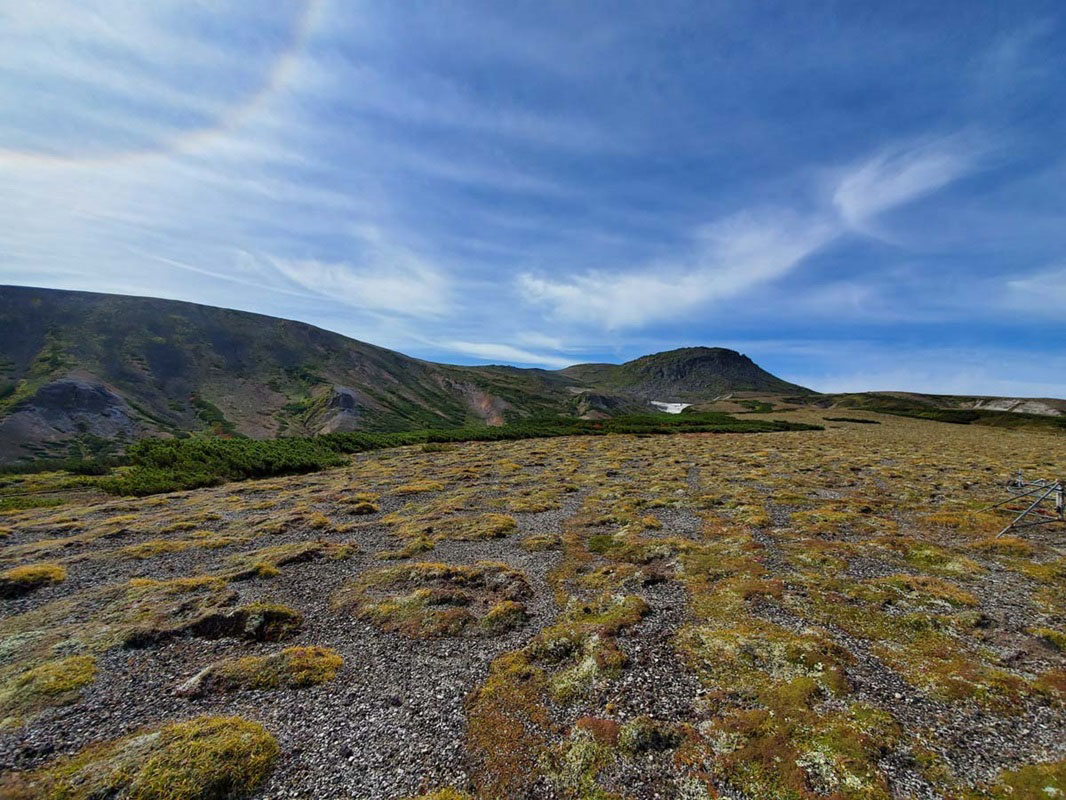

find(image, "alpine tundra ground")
[0,411,1064,799]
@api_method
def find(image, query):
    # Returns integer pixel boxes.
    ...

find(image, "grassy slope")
[4,287,1061,464]
[0,286,563,442]
[0,289,818,462]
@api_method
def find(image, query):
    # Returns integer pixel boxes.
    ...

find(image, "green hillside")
[562,347,813,400]
[0,287,813,462]
[4,286,1060,464]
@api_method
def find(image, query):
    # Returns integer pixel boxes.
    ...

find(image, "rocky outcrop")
[0,377,142,461]
[315,385,368,433]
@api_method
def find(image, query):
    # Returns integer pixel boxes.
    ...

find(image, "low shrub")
[93,413,821,497]
[0,562,67,598]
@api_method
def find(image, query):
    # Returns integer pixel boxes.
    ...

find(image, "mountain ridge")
[0,286,809,461]
[1,285,1061,462]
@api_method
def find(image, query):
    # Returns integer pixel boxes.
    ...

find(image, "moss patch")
[0,562,66,598]
[177,646,343,696]
[964,758,1066,799]
[0,654,96,726]
[333,561,531,638]
[0,715,279,799]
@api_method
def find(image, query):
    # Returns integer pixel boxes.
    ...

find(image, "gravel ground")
[2,427,1064,799]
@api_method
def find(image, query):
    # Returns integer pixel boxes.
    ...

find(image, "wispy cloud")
[1,3,1062,397]
[443,341,573,369]
[832,137,985,236]
[267,233,451,318]
[519,209,835,329]
[1006,265,1066,307]
[518,137,982,330]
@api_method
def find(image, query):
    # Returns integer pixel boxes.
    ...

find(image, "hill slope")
[0,286,575,460]
[0,286,809,461]
[6,285,1058,463]
[562,347,812,401]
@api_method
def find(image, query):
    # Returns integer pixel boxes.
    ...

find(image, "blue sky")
[2,1,1064,396]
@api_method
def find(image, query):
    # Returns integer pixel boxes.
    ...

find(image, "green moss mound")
[0,562,66,598]
[333,561,531,638]
[1,715,279,799]
[0,655,96,726]
[178,646,343,696]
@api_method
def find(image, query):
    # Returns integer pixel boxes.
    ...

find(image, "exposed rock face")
[0,377,141,460]
[25,379,135,429]
[317,386,367,433]
[448,381,511,426]
[573,392,639,418]
[970,398,1063,416]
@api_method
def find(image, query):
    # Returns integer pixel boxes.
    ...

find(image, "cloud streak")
[519,138,983,330]
[832,137,985,235]
[442,341,573,369]
[0,3,1062,396]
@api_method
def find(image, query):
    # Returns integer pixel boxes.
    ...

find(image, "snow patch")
[650,401,691,414]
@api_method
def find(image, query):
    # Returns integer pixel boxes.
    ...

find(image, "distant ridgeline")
[0,285,815,464]
[1,285,1061,468]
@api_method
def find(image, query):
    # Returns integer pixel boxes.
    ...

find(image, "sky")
[2,1,1065,396]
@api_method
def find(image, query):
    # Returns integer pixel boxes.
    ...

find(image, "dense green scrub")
[96,413,821,496]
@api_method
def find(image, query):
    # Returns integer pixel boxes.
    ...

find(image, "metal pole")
[978,483,1049,513]
[997,485,1057,538]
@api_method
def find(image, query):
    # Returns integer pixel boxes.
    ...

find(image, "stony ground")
[0,411,1064,799]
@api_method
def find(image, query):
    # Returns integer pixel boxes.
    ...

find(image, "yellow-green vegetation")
[466,583,651,795]
[347,499,380,514]
[223,540,355,580]
[110,535,245,560]
[432,512,518,541]
[0,575,301,713]
[179,646,343,695]
[376,535,436,561]
[667,527,902,799]
[1031,627,1066,652]
[0,715,279,799]
[795,571,1028,707]
[1,412,1064,797]
[544,716,688,797]
[394,480,445,494]
[521,532,562,551]
[964,759,1066,799]
[0,654,96,726]
[333,561,531,638]
[537,593,650,702]
[0,561,66,597]
[972,534,1034,557]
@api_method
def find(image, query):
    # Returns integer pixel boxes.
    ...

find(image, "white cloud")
[832,138,982,234]
[268,242,450,318]
[443,341,573,369]
[515,331,567,351]
[520,137,987,331]
[1006,265,1066,305]
[519,209,835,329]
